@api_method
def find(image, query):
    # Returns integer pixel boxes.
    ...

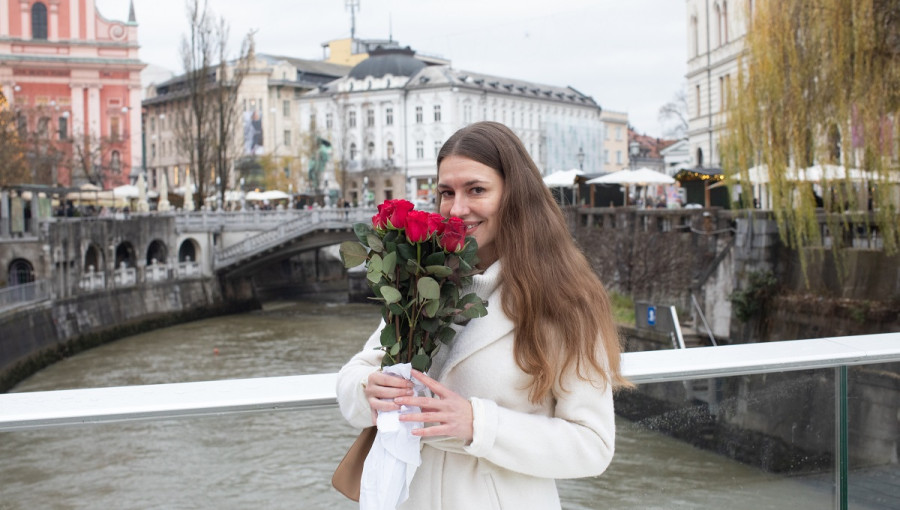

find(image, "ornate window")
[8,259,35,285]
[32,3,48,40]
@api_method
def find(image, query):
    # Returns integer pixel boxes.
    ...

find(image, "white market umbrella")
[259,190,291,200]
[587,168,674,207]
[245,190,264,201]
[586,167,675,185]
[543,168,584,187]
[113,184,140,199]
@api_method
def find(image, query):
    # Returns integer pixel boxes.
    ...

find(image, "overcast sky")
[98,0,687,138]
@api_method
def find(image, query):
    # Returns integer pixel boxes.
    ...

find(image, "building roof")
[255,54,351,78]
[407,66,600,107]
[347,47,426,80]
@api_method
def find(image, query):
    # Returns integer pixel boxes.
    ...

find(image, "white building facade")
[685,0,750,169]
[298,48,607,206]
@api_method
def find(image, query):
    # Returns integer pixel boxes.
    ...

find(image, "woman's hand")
[365,370,415,424]
[396,369,474,443]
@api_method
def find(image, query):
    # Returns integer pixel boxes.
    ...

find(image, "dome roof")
[348,47,426,80]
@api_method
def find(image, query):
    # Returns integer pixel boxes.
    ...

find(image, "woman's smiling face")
[437,156,505,268]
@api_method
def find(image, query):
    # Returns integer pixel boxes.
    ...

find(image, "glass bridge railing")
[2,333,899,509]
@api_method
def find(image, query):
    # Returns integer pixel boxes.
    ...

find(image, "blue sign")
[647,306,656,326]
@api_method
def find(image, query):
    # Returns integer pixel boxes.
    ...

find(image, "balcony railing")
[2,332,899,509]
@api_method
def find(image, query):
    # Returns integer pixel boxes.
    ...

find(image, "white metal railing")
[0,279,50,311]
[2,333,898,432]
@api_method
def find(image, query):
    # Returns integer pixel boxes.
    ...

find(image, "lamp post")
[628,141,641,206]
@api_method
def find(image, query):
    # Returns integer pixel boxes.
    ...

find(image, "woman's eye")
[471,187,485,194]
[439,190,453,197]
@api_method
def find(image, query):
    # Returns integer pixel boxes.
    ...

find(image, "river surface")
[1,300,847,509]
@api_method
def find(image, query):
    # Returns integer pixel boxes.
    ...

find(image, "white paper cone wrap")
[359,363,426,510]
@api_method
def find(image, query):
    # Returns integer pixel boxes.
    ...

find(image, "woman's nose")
[448,195,469,217]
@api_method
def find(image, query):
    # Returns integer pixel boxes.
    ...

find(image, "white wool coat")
[335,262,616,510]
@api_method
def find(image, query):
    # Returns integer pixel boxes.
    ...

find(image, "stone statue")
[308,137,332,191]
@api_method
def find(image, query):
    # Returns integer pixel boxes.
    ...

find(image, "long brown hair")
[437,121,630,402]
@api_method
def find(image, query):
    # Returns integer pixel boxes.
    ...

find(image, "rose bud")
[405,210,431,243]
[440,217,467,252]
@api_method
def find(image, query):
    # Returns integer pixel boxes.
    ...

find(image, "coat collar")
[431,262,514,380]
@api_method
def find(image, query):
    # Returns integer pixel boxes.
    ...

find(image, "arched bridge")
[210,208,374,277]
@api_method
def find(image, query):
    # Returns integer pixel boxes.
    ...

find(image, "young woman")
[336,121,629,509]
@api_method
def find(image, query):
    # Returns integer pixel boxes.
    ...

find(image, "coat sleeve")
[463,369,616,479]
[335,320,386,429]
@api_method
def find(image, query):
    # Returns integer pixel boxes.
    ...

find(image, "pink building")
[0,0,143,188]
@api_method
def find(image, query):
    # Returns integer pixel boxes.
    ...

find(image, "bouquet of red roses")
[340,199,488,372]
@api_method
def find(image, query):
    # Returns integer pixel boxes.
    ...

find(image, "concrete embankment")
[0,279,259,392]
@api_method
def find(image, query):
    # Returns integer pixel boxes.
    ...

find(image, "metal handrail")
[0,280,50,312]
[2,332,898,432]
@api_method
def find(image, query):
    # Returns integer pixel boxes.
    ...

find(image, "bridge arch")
[114,242,136,269]
[146,240,168,265]
[83,243,104,273]
[178,238,199,262]
[7,258,35,285]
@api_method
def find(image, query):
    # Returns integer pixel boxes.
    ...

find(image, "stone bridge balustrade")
[145,260,170,283]
[112,263,137,288]
[176,259,201,279]
[78,266,106,292]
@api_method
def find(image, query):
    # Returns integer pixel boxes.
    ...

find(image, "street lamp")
[576,147,585,171]
[629,141,640,170]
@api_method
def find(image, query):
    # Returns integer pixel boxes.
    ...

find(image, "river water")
[1,300,846,509]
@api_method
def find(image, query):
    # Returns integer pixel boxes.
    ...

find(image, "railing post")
[834,365,848,510]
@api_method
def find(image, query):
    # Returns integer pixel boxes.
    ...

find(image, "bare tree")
[68,131,127,188]
[176,0,255,207]
[0,109,34,186]
[211,21,254,207]
[658,84,689,139]
[176,0,216,205]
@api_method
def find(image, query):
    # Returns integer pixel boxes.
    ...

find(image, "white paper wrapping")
[359,363,426,510]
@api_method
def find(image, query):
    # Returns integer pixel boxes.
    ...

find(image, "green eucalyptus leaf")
[380,327,396,347]
[417,277,440,300]
[458,292,489,319]
[383,251,398,276]
[388,303,405,316]
[339,241,368,268]
[354,223,374,245]
[423,251,446,266]
[381,285,402,304]
[411,354,430,372]
[426,265,454,278]
[389,342,401,356]
[437,326,457,345]
[397,242,416,261]
[369,253,383,272]
[419,316,440,333]
[406,258,424,275]
[366,233,384,252]
[424,298,440,318]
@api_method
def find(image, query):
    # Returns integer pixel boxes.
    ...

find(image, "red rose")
[405,210,431,243]
[427,213,446,237]
[388,200,415,229]
[440,217,466,253]
[373,200,395,230]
